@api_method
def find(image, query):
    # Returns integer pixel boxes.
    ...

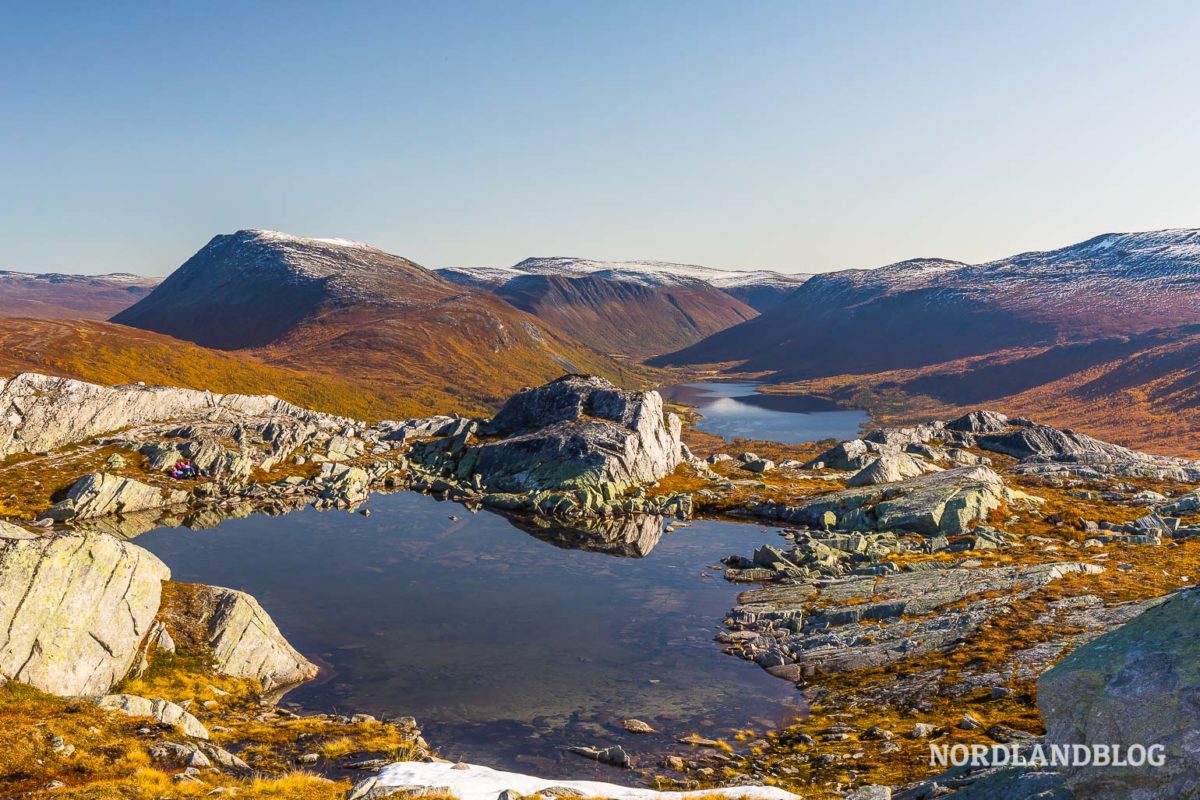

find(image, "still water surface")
[659,382,868,444]
[135,494,801,779]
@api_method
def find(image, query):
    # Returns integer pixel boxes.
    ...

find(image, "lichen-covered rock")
[774,466,1033,535]
[98,694,209,739]
[0,524,170,695]
[1038,588,1200,799]
[946,410,1010,433]
[203,586,318,692]
[846,451,941,486]
[39,472,188,521]
[873,466,1019,535]
[417,376,682,498]
[0,372,348,460]
[804,439,873,470]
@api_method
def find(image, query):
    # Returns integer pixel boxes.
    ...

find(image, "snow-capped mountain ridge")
[443,256,811,293]
[0,270,159,320]
[657,227,1200,377]
[0,270,153,283]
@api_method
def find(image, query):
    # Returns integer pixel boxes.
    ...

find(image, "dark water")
[660,382,868,444]
[134,492,802,780]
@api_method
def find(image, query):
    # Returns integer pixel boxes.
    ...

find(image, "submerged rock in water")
[1038,587,1200,799]
[567,744,631,769]
[0,523,170,696]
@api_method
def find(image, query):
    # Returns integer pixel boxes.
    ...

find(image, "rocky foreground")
[2,373,1198,799]
[0,373,701,799]
[646,409,1200,798]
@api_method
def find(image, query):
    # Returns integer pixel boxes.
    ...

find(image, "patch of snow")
[244,229,380,251]
[372,762,798,800]
[441,257,811,292]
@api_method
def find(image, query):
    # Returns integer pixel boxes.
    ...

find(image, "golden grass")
[733,476,1200,793]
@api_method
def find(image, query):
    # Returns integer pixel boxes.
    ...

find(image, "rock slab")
[1038,588,1200,799]
[205,586,319,692]
[0,523,170,696]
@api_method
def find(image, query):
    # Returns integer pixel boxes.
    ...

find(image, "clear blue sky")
[3,1,1199,276]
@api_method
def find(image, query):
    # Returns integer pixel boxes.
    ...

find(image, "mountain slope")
[769,324,1200,457]
[442,256,811,311]
[0,271,159,320]
[112,230,644,413]
[476,272,756,358]
[439,256,807,357]
[0,318,402,420]
[657,229,1200,378]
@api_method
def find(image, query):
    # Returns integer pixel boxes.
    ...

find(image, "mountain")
[113,230,643,415]
[0,270,159,320]
[441,256,811,310]
[656,228,1200,378]
[439,257,809,357]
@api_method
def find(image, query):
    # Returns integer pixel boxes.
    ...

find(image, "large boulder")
[0,524,170,695]
[977,424,1138,461]
[1038,588,1200,799]
[423,376,682,495]
[39,472,188,521]
[777,466,1033,535]
[846,451,941,486]
[182,585,318,692]
[804,439,873,470]
[946,410,1010,433]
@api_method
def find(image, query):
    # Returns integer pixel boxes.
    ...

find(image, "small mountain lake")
[659,382,868,444]
[134,492,803,782]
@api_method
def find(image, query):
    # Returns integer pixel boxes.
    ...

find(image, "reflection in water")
[505,512,665,558]
[659,382,868,444]
[133,492,802,782]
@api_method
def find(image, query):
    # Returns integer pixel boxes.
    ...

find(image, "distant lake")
[659,382,868,443]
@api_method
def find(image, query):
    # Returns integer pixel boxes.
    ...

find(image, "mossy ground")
[681,466,1200,797]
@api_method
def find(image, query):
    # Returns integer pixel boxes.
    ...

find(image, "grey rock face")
[978,424,1131,461]
[0,372,349,460]
[98,694,209,739]
[726,562,1102,676]
[946,410,1010,434]
[418,375,682,497]
[40,472,188,521]
[202,586,319,692]
[847,451,941,486]
[0,523,170,696]
[805,439,873,470]
[1038,588,1200,799]
[767,466,1031,535]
